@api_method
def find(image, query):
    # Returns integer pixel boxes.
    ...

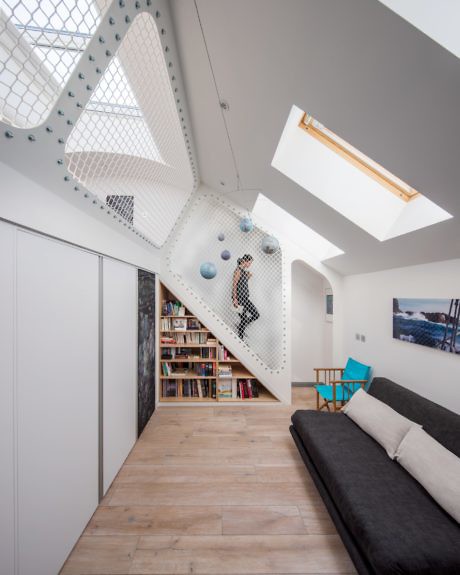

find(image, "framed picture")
[172,318,188,331]
[325,288,333,323]
[393,298,460,354]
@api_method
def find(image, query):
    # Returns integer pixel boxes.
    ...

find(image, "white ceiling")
[170,0,460,275]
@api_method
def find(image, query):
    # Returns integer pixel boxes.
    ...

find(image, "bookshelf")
[159,282,277,403]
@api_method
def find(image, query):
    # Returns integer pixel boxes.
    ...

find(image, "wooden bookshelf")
[158,282,277,403]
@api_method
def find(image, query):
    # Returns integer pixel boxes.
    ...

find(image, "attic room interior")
[1,0,459,574]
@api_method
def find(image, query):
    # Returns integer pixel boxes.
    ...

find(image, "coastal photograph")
[393,298,460,354]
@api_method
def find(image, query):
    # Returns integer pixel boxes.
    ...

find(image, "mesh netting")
[0,0,109,128]
[65,11,194,247]
[167,194,286,371]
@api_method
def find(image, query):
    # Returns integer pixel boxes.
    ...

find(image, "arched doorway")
[291,260,333,384]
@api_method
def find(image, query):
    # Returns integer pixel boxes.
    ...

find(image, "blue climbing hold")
[261,235,280,254]
[240,217,253,233]
[200,262,217,279]
[221,250,231,260]
[218,233,225,241]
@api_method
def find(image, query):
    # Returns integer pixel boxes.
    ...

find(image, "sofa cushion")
[291,409,460,575]
[395,426,460,523]
[342,388,418,458]
[368,378,460,458]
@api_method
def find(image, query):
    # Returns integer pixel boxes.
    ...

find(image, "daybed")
[290,377,460,575]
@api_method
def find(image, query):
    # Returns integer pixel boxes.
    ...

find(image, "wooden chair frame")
[314,368,367,412]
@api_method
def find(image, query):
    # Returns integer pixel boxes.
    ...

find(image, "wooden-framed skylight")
[299,113,419,203]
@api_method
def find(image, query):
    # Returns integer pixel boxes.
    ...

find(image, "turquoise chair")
[314,357,371,412]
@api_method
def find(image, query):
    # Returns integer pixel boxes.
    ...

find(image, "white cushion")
[342,388,418,458]
[395,426,460,523]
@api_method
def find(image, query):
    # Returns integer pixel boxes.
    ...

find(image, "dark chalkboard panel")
[138,269,155,435]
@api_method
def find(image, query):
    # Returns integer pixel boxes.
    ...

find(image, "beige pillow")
[342,388,418,458]
[395,426,460,523]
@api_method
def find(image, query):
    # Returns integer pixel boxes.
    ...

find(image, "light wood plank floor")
[61,387,356,575]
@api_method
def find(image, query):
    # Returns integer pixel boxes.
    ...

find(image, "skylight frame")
[299,112,420,203]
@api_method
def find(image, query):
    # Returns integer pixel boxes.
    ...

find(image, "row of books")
[217,345,233,361]
[218,378,260,399]
[161,347,217,360]
[160,317,202,331]
[217,365,233,378]
[161,362,216,376]
[162,300,186,317]
[160,333,210,345]
[161,379,216,398]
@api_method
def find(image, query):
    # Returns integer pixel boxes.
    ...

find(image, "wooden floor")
[61,387,356,575]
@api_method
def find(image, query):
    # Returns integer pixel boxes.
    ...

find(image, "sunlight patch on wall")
[252,193,344,261]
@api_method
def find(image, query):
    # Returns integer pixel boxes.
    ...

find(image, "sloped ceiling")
[170,0,460,275]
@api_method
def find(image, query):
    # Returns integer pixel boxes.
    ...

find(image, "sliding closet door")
[0,223,15,575]
[103,258,137,494]
[16,231,99,575]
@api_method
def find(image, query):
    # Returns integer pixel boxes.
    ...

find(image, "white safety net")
[0,0,109,127]
[168,195,286,371]
[65,11,194,247]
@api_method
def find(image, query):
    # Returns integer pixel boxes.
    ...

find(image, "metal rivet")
[89,54,95,62]
[168,62,172,68]
[76,102,82,108]
[115,33,121,41]
[78,72,85,80]
[161,28,165,35]
[119,0,125,7]
[125,15,131,23]
[28,134,36,141]
[100,205,105,209]
[74,186,79,191]
[105,50,111,57]
[84,193,89,198]
[95,67,102,74]
[171,76,175,81]
[67,119,73,126]
[135,0,140,8]
[165,46,169,52]
[5,130,14,139]
[146,0,151,5]
[109,17,115,25]
[58,138,64,144]
[58,109,64,116]
[99,36,105,44]
[93,200,97,204]
[46,126,53,133]
[68,91,75,97]
[86,85,93,91]
[57,159,63,165]
[156,10,160,18]
[64,176,70,181]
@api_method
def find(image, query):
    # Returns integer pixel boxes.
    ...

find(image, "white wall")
[0,222,15,575]
[343,258,460,413]
[291,261,333,382]
[0,160,160,274]
[103,259,138,494]
[16,231,99,575]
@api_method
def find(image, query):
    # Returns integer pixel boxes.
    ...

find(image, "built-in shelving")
[158,282,277,403]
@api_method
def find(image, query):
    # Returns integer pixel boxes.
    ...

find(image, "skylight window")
[252,193,344,262]
[299,113,419,203]
[272,106,452,241]
[0,0,110,128]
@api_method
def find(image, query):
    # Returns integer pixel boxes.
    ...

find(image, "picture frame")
[325,287,333,323]
[172,318,188,331]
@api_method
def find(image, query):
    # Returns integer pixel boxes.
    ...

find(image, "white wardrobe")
[0,222,141,575]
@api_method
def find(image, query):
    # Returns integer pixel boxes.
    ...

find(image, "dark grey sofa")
[290,377,460,575]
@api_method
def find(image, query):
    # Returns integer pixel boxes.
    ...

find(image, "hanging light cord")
[193,0,241,191]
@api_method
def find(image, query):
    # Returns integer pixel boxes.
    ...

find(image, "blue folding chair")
[314,357,371,412]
